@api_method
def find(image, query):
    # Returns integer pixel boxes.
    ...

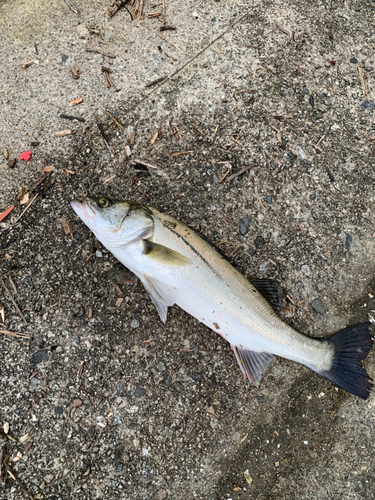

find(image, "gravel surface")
[1,0,375,499]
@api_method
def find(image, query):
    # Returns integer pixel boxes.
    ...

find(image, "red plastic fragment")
[19,150,32,161]
[0,205,15,222]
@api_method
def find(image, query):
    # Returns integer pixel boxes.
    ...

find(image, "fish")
[71,196,373,399]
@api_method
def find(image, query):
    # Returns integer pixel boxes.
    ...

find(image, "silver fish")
[71,196,373,399]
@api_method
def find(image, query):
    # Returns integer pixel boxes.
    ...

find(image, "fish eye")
[97,198,112,208]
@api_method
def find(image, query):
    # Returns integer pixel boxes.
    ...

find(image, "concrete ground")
[1,0,375,498]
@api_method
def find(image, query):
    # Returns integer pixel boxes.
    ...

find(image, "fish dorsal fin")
[143,240,191,266]
[232,346,275,386]
[141,273,177,323]
[251,279,283,313]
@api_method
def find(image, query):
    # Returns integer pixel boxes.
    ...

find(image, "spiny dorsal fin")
[251,279,283,313]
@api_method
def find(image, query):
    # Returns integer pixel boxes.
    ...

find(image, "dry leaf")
[3,149,9,159]
[3,422,9,434]
[61,219,72,235]
[64,168,76,175]
[19,433,30,444]
[125,145,131,157]
[149,131,158,145]
[43,165,54,173]
[5,253,12,261]
[13,451,23,462]
[16,187,28,201]
[54,130,76,137]
[24,442,33,452]
[72,398,82,408]
[20,192,30,205]
[116,297,124,307]
[128,131,135,145]
[70,97,83,106]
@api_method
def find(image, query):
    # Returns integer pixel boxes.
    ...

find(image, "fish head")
[70,196,154,247]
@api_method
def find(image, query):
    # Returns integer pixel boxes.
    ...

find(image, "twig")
[60,114,85,123]
[132,159,158,169]
[225,164,258,183]
[276,23,290,36]
[95,118,114,156]
[9,277,17,295]
[141,23,185,55]
[228,244,243,257]
[358,67,368,99]
[160,26,176,31]
[145,76,167,88]
[86,48,116,58]
[0,443,4,484]
[191,123,206,136]
[62,0,80,14]
[4,462,35,500]
[12,193,39,227]
[0,274,28,325]
[1,330,30,339]
[99,104,124,130]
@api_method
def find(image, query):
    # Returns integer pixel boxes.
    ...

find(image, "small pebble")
[259,262,268,272]
[349,57,358,64]
[324,98,332,106]
[311,298,326,315]
[96,250,103,258]
[61,54,68,62]
[247,248,256,256]
[131,319,140,329]
[239,218,251,236]
[265,195,272,204]
[298,147,306,160]
[156,361,166,372]
[345,234,353,251]
[255,235,265,248]
[301,265,312,277]
[30,350,49,365]
[134,387,146,398]
[361,101,375,112]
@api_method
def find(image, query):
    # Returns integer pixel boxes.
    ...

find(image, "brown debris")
[71,66,79,79]
[7,158,17,168]
[102,67,114,88]
[99,104,124,130]
[145,76,167,88]
[69,97,83,106]
[21,60,39,69]
[61,219,72,236]
[3,149,8,160]
[54,130,76,137]
[128,131,135,145]
[160,26,176,31]
[225,164,258,183]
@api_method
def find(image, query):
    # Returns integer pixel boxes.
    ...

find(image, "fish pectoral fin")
[232,346,275,386]
[250,279,283,313]
[141,273,177,323]
[143,240,191,267]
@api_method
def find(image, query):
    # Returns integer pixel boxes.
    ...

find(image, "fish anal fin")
[141,273,177,323]
[143,240,191,266]
[232,346,275,386]
[251,279,283,313]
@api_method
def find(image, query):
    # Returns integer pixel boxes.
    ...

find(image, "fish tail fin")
[318,322,373,399]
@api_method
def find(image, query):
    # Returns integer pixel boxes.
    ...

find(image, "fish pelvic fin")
[316,322,373,400]
[232,345,275,386]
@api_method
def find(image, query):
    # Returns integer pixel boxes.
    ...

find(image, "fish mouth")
[70,197,96,221]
